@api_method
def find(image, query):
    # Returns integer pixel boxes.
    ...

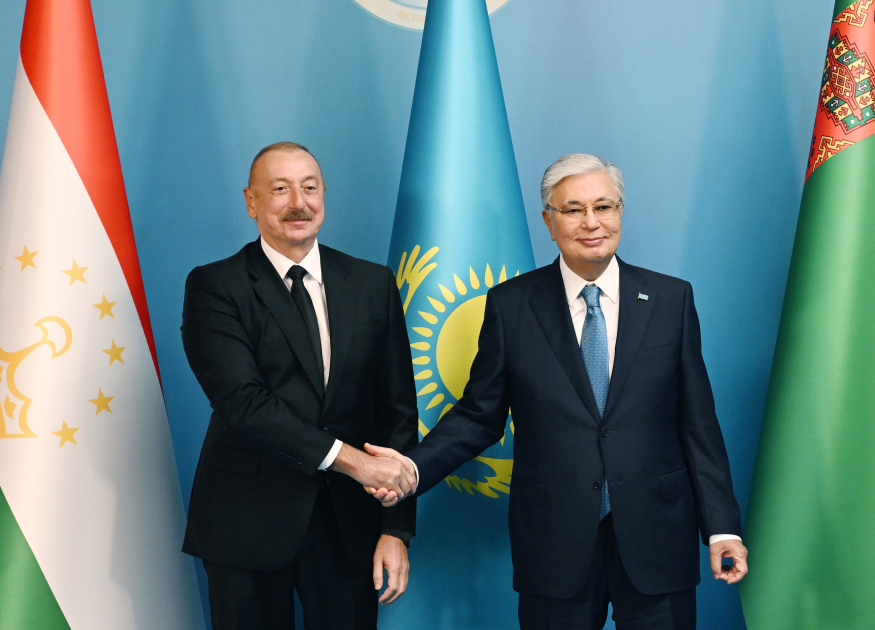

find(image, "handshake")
[329,443,416,507]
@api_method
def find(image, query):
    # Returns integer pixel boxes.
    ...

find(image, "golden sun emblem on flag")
[396,245,518,498]
[0,316,73,438]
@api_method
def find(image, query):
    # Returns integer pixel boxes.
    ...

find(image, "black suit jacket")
[181,240,418,573]
[407,257,741,597]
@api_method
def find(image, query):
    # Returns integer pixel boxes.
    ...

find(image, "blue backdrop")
[0,1,834,628]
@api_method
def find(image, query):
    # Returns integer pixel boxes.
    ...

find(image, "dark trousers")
[518,514,696,630]
[204,487,378,630]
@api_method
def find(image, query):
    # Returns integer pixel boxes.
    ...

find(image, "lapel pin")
[638,293,649,301]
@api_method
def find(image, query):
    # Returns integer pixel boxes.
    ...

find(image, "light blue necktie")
[580,284,611,520]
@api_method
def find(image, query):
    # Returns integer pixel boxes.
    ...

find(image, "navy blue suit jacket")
[406,257,741,597]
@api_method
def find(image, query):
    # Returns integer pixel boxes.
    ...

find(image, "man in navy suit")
[368,154,748,629]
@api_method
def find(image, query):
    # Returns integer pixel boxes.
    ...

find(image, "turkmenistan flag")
[0,0,203,628]
[384,1,532,626]
[741,1,875,628]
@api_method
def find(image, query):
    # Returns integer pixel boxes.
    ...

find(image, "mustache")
[280,209,314,222]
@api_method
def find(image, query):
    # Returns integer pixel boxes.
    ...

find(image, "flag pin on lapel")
[638,293,649,301]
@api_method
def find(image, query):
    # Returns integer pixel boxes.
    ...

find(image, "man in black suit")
[368,154,748,629]
[181,142,419,630]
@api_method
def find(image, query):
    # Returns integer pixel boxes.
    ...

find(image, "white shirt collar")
[559,254,619,305]
[260,237,323,284]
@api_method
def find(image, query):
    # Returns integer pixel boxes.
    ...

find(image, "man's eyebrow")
[269,175,319,185]
[563,195,616,205]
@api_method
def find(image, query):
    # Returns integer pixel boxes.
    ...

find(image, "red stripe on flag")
[19,0,161,384]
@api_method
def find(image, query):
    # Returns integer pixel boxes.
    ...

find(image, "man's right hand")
[329,443,416,500]
[361,444,418,507]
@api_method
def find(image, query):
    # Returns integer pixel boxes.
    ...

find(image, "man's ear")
[244,188,256,219]
[542,210,556,241]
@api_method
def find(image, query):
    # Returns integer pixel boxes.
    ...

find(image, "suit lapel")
[529,259,601,425]
[321,246,356,412]
[604,258,653,420]
[247,241,325,400]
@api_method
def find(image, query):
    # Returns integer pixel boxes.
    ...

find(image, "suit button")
[601,428,609,437]
[322,425,329,431]
[593,480,602,490]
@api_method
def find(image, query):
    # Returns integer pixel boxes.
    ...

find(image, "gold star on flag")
[92,294,117,320]
[15,245,38,271]
[61,260,88,285]
[88,389,114,416]
[102,340,125,365]
[52,421,79,447]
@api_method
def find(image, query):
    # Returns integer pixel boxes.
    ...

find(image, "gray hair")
[248,141,322,188]
[540,154,624,208]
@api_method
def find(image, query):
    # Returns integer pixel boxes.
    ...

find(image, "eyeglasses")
[546,201,623,220]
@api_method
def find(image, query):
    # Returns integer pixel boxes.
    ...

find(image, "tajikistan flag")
[0,0,204,628]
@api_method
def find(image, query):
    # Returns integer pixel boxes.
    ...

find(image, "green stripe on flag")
[0,486,70,630]
[741,137,875,629]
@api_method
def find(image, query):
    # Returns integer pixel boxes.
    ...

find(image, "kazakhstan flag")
[388,0,534,499]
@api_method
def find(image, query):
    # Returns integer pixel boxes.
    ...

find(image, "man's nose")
[287,187,305,208]
[581,210,601,230]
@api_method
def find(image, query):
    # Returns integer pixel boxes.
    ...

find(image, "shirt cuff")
[709,534,742,545]
[405,456,419,486]
[317,439,343,471]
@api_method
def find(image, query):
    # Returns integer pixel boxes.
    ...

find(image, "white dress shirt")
[559,254,739,546]
[261,237,342,470]
[560,255,620,376]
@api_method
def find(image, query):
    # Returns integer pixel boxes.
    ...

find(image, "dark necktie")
[580,284,611,520]
[287,265,324,391]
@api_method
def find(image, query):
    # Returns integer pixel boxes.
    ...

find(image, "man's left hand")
[373,534,409,604]
[710,539,748,584]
